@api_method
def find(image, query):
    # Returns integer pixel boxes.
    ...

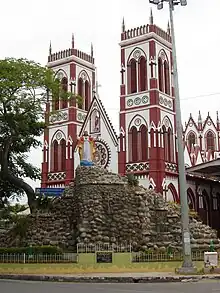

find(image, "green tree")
[0,58,63,212]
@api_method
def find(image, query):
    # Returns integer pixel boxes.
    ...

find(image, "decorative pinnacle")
[149,8,153,25]
[122,17,125,32]
[198,110,202,123]
[91,42,93,57]
[49,41,52,55]
[72,33,74,48]
[167,21,171,34]
[217,111,219,122]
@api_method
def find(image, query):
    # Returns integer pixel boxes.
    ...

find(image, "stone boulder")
[0,166,219,252]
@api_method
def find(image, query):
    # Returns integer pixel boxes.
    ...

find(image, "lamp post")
[149,0,195,272]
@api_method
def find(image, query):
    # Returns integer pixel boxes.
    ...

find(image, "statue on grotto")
[76,130,96,166]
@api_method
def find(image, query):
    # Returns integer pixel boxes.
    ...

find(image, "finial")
[208,111,210,117]
[91,43,93,57]
[198,110,202,123]
[49,40,52,55]
[72,33,74,48]
[122,17,125,32]
[190,113,192,118]
[167,21,170,34]
[149,8,153,25]
[217,111,219,122]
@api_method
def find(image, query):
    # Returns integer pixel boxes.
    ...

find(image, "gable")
[184,145,192,167]
[79,95,118,146]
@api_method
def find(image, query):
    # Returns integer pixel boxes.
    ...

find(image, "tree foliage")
[0,58,62,212]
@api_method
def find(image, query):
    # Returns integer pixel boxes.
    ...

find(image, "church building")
[39,11,220,235]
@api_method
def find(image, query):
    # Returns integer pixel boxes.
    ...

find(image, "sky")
[1,0,220,202]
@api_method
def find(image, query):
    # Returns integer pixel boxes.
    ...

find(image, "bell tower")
[118,11,179,198]
[41,35,96,188]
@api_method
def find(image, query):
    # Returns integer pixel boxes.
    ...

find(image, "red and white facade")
[184,111,220,167]
[40,15,220,235]
[118,16,178,201]
[41,35,96,188]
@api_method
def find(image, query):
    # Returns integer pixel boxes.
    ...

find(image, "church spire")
[122,17,125,32]
[149,8,153,25]
[49,41,52,55]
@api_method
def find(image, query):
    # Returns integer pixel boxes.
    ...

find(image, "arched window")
[60,139,66,171]
[129,126,138,162]
[54,78,60,111]
[206,131,215,151]
[61,77,68,109]
[139,56,147,92]
[130,59,137,94]
[78,78,83,109]
[158,57,163,92]
[187,132,196,152]
[162,125,168,161]
[164,61,170,95]
[167,127,173,162]
[140,125,148,160]
[85,80,90,111]
[53,140,58,172]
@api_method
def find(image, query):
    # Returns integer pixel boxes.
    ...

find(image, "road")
[1,279,220,293]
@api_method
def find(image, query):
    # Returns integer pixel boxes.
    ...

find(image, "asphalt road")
[1,280,220,293]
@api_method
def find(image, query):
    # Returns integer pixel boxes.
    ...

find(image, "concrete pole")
[168,0,195,271]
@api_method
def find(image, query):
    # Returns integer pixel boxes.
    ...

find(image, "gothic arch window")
[60,139,66,171]
[85,80,90,111]
[187,188,196,210]
[128,126,138,162]
[139,56,147,92]
[167,127,173,162]
[129,59,137,94]
[53,140,58,172]
[78,78,83,109]
[140,125,148,160]
[164,60,170,95]
[206,131,215,151]
[61,77,68,109]
[158,57,163,92]
[162,125,168,161]
[53,78,60,111]
[187,132,196,152]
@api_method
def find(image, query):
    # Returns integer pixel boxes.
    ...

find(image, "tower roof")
[48,34,94,65]
[120,9,171,44]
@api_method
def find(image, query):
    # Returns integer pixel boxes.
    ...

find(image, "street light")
[149,0,196,273]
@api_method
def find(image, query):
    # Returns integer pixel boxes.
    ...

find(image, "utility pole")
[149,0,196,273]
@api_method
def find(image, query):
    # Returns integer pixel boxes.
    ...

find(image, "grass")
[0,261,204,275]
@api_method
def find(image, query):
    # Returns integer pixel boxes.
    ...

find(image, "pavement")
[1,279,220,292]
[0,272,220,283]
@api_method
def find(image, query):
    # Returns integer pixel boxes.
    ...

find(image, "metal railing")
[0,253,78,264]
[132,251,220,262]
[77,243,132,253]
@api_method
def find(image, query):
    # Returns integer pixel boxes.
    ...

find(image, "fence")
[76,243,132,253]
[132,251,220,262]
[0,246,219,264]
[0,253,78,264]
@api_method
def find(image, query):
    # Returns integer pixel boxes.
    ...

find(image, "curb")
[1,274,220,283]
